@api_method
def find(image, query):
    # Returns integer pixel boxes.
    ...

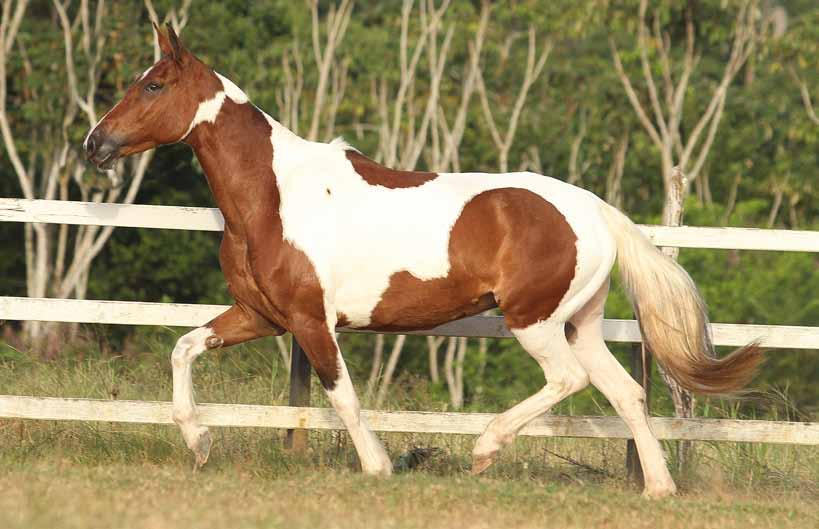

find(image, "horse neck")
[184,99,297,232]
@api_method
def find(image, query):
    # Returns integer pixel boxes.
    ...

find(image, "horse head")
[84,23,220,170]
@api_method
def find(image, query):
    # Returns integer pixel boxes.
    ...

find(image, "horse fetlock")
[643,472,677,494]
[471,451,498,475]
[188,426,212,469]
[471,428,509,475]
[172,407,195,426]
[362,457,393,477]
[475,424,514,454]
[642,480,677,500]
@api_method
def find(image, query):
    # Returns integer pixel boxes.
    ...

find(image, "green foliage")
[2,1,818,416]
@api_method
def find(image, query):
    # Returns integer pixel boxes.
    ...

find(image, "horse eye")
[145,82,163,93]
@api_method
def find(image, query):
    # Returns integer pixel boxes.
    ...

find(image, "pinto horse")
[84,25,761,498]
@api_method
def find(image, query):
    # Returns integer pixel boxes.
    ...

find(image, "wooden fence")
[1,197,818,446]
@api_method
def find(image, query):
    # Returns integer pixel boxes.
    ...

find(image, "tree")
[0,0,189,350]
[609,0,762,222]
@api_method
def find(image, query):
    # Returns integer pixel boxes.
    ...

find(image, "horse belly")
[355,273,498,332]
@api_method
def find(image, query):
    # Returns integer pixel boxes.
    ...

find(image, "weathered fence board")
[0,198,225,231]
[3,198,819,251]
[1,296,817,350]
[1,396,816,445]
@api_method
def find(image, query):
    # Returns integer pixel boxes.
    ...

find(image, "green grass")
[1,338,817,528]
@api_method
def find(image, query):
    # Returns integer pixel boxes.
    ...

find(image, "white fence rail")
[1,198,818,446]
[3,198,819,251]
[2,297,818,350]
[2,396,817,445]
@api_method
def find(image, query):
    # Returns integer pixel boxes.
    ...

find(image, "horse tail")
[598,202,763,395]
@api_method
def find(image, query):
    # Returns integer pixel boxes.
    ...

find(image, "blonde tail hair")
[599,203,763,395]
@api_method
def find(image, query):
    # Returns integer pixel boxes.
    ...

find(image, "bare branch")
[568,109,587,185]
[476,23,550,172]
[439,0,489,170]
[375,334,408,407]
[609,38,662,148]
[638,0,669,140]
[366,334,385,399]
[307,0,353,141]
[678,5,755,175]
[687,89,726,181]
[790,67,819,126]
[402,22,454,169]
[3,0,26,54]
[426,335,444,383]
[0,0,33,196]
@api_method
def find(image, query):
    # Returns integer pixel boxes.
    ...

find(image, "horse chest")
[218,228,293,328]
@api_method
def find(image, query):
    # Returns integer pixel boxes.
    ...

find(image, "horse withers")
[84,24,762,498]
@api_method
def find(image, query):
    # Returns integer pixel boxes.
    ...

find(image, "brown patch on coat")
[188,97,340,389]
[346,151,438,188]
[336,312,351,328]
[366,188,577,331]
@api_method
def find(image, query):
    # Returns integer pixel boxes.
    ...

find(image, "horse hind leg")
[569,281,677,498]
[471,319,589,474]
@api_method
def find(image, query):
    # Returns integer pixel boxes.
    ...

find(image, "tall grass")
[0,331,816,499]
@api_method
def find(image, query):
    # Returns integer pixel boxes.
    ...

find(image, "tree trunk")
[366,334,385,399]
[426,335,443,384]
[375,334,407,407]
[658,167,695,471]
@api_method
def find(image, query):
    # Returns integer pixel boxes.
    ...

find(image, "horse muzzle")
[85,128,122,171]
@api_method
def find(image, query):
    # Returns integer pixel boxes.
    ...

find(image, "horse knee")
[171,327,212,368]
[548,364,589,396]
[172,408,195,425]
[611,382,647,422]
[569,368,590,393]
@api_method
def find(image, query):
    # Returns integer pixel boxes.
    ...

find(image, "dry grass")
[1,451,816,529]
[1,419,816,529]
[0,342,817,529]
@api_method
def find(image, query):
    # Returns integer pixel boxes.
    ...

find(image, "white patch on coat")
[180,71,251,140]
[329,136,356,151]
[215,72,249,104]
[324,347,392,475]
[182,91,227,139]
[262,114,616,327]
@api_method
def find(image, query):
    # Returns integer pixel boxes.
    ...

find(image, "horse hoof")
[192,429,212,471]
[471,453,496,475]
[642,484,677,500]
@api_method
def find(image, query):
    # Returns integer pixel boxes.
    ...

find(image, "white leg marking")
[570,283,677,498]
[326,349,392,476]
[171,326,215,468]
[472,320,589,472]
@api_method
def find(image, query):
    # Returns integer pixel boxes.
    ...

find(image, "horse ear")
[153,22,174,58]
[165,23,185,63]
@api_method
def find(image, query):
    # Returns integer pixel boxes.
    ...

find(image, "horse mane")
[329,136,359,153]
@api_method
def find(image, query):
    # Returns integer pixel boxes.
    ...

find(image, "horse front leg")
[290,315,393,476]
[171,304,272,469]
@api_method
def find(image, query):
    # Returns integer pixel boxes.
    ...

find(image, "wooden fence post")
[285,339,312,451]
[626,342,652,487]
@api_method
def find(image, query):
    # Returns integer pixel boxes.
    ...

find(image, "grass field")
[1,339,817,529]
